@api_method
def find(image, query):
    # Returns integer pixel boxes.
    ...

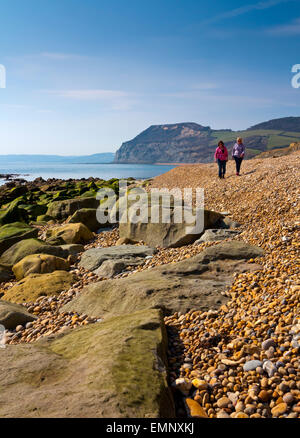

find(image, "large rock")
[0,309,174,418]
[194,228,241,243]
[0,222,38,255]
[47,197,99,220]
[63,241,263,319]
[0,202,28,226]
[45,223,94,245]
[118,194,223,247]
[79,244,156,272]
[0,300,37,329]
[67,208,102,232]
[12,254,70,280]
[0,239,76,268]
[3,271,76,304]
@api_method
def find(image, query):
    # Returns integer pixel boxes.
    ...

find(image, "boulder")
[79,244,157,272]
[215,217,242,229]
[62,241,263,319]
[47,197,99,220]
[0,239,71,268]
[194,228,241,243]
[0,300,37,329]
[59,244,84,256]
[0,202,28,226]
[12,254,70,280]
[3,271,76,304]
[45,223,94,245]
[0,309,174,418]
[118,195,223,247]
[0,222,39,255]
[67,208,101,232]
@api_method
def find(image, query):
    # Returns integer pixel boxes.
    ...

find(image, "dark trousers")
[217,159,226,177]
[234,156,243,174]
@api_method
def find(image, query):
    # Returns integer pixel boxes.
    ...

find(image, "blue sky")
[1,0,300,155]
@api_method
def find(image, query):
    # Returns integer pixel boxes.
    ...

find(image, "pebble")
[243,360,262,372]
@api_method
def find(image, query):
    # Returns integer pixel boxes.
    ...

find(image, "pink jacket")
[214,146,228,161]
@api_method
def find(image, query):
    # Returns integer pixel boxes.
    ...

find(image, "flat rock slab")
[63,241,263,319]
[194,228,241,243]
[79,244,157,272]
[0,309,174,418]
[0,300,37,329]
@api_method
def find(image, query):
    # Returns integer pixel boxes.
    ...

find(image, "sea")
[0,162,176,185]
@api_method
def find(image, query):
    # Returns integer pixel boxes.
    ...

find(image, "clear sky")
[1,0,300,155]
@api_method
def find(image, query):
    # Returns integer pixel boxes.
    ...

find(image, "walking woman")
[232,137,245,176]
[214,140,228,179]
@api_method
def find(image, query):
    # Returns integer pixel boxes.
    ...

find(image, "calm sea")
[0,162,176,184]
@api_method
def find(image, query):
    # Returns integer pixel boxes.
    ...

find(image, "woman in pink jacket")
[214,141,228,179]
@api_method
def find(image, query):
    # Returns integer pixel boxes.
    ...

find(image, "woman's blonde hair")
[237,137,242,142]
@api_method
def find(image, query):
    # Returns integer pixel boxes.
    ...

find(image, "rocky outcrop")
[3,271,76,304]
[12,254,70,280]
[0,300,37,329]
[114,119,300,164]
[62,241,263,319]
[0,309,174,418]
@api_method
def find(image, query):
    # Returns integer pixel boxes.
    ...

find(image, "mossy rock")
[0,203,29,226]
[36,214,54,222]
[0,309,174,417]
[13,254,70,280]
[21,204,47,218]
[47,197,99,220]
[3,270,76,303]
[45,223,94,244]
[67,208,101,232]
[79,190,97,198]
[0,222,38,255]
[0,238,70,268]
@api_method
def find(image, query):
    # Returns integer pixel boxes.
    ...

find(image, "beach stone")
[0,239,71,268]
[271,403,287,417]
[12,254,70,280]
[282,393,294,404]
[194,228,240,243]
[79,245,156,272]
[263,360,277,377]
[67,208,103,232]
[262,338,276,350]
[217,396,230,408]
[63,241,263,319]
[3,271,76,304]
[45,223,94,245]
[118,194,223,248]
[173,378,192,395]
[94,258,144,278]
[217,410,230,418]
[47,197,99,220]
[0,222,38,255]
[0,300,37,329]
[0,309,174,418]
[243,360,263,372]
[185,398,208,418]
